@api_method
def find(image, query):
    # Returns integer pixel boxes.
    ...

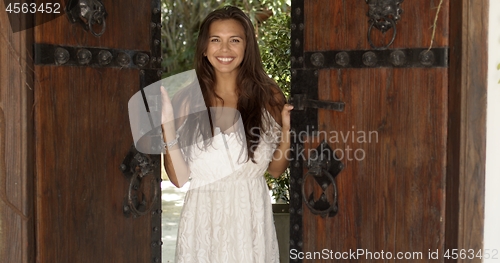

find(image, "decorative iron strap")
[148,1,162,262]
[301,48,448,69]
[34,43,159,69]
[290,0,305,261]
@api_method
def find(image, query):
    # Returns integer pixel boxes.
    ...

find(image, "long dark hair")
[177,6,284,162]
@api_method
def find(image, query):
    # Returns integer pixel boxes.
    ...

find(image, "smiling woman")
[160,6,293,263]
[205,19,246,78]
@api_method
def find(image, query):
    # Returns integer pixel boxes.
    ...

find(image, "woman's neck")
[213,74,238,108]
[214,73,238,96]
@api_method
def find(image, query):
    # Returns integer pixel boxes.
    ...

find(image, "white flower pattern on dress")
[175,111,281,263]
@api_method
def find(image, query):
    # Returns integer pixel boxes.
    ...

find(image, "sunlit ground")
[161,181,189,263]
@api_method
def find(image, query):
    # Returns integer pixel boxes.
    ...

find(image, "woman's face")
[205,19,246,78]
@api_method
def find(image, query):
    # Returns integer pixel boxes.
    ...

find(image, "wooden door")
[33,1,162,262]
[289,0,487,262]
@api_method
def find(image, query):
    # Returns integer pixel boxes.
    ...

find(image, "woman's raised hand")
[281,103,293,131]
[161,86,175,125]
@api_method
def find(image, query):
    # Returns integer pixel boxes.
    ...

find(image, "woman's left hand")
[281,104,294,131]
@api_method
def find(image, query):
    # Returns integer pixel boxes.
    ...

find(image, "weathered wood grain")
[300,1,454,262]
[34,66,150,262]
[33,0,155,262]
[446,1,488,262]
[0,9,35,263]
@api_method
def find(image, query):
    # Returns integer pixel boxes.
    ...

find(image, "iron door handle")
[302,141,344,217]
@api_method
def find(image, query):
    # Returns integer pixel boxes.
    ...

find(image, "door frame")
[0,9,35,263]
[446,0,488,261]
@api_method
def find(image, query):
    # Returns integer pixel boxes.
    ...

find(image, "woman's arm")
[267,102,294,178]
[161,87,190,188]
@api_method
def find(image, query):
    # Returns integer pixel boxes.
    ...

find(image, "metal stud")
[117,52,131,67]
[77,49,92,65]
[98,50,112,66]
[295,8,301,16]
[134,52,150,68]
[362,51,377,67]
[294,39,301,48]
[291,23,296,30]
[335,51,350,67]
[54,47,70,65]
[419,50,435,66]
[310,53,324,67]
[389,50,406,66]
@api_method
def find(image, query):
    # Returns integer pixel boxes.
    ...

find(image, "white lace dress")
[175,111,281,263]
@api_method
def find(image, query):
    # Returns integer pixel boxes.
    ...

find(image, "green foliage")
[161,0,291,203]
[258,10,291,204]
[258,11,291,97]
[160,0,290,77]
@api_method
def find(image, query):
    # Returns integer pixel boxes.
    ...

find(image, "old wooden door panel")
[34,1,161,262]
[291,0,449,262]
[303,0,448,50]
[35,68,147,261]
[34,1,151,51]
[308,68,447,254]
